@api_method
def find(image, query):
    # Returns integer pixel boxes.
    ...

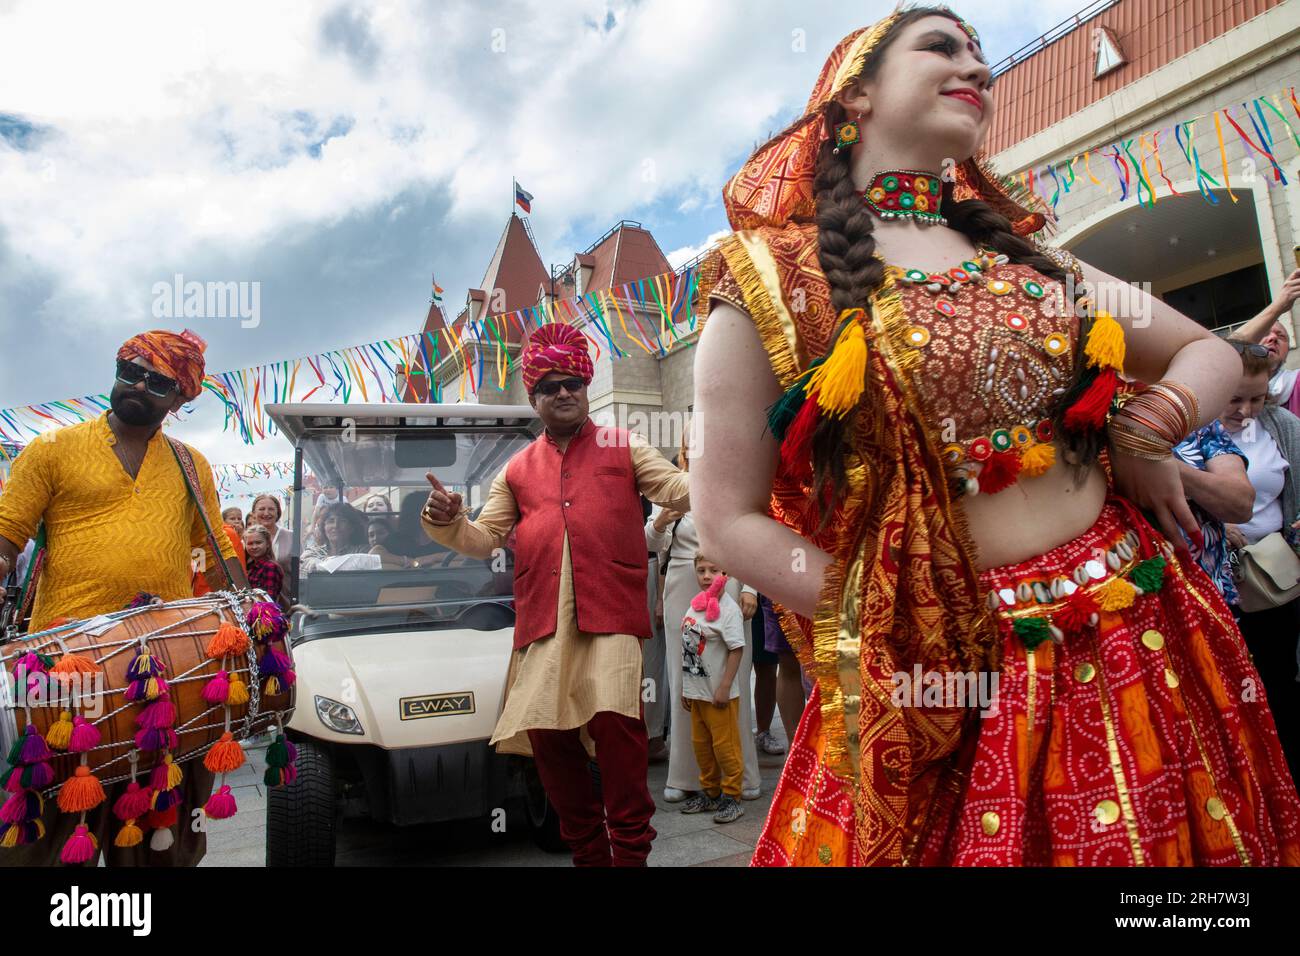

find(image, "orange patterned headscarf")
[722,6,1049,236]
[117,328,208,401]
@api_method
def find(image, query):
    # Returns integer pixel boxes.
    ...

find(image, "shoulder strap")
[166,436,237,591]
[10,524,46,630]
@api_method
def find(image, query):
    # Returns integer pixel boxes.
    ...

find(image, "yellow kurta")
[0,413,236,632]
[423,431,690,755]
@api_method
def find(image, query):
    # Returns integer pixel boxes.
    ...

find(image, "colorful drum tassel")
[149,753,184,812]
[57,764,106,814]
[124,674,168,703]
[60,821,98,865]
[263,725,298,788]
[1,788,42,826]
[134,688,179,752]
[246,601,288,643]
[2,713,55,846]
[202,669,231,705]
[125,640,168,702]
[226,672,250,706]
[204,732,245,774]
[206,621,249,657]
[13,650,53,697]
[143,805,177,851]
[44,710,74,751]
[203,784,238,820]
[49,650,98,678]
[258,647,295,696]
[112,754,152,849]
[68,716,101,753]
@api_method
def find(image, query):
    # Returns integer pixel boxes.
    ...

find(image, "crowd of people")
[4,6,1300,870]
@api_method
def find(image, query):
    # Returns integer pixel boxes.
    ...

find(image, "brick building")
[404,214,698,455]
[990,0,1300,339]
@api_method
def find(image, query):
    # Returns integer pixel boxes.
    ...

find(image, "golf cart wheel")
[266,738,338,866]
[523,760,567,853]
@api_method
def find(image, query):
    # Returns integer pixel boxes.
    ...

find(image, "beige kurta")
[422,431,690,755]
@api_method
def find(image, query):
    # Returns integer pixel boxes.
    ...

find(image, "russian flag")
[515,182,534,214]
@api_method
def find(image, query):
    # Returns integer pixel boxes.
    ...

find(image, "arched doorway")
[1060,187,1271,333]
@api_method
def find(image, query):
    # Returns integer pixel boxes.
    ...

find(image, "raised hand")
[422,472,463,526]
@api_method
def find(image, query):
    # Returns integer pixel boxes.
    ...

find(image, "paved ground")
[201,717,791,867]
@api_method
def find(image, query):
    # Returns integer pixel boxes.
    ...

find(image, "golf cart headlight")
[315,695,364,735]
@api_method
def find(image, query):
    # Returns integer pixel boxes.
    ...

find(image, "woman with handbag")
[1223,343,1300,780]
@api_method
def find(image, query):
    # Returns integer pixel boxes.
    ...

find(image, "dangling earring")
[832,113,862,155]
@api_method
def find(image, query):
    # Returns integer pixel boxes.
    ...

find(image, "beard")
[111,390,168,427]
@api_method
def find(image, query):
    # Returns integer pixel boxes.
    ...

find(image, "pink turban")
[521,323,593,394]
[117,328,208,400]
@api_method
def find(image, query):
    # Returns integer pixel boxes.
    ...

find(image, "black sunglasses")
[116,358,179,397]
[532,377,585,397]
[1228,340,1271,359]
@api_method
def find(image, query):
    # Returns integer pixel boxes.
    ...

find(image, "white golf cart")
[263,402,564,865]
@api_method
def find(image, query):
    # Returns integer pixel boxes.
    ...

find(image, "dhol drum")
[0,591,297,860]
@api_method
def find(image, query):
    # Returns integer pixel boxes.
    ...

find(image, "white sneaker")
[741,785,761,800]
[756,731,786,755]
[663,787,692,802]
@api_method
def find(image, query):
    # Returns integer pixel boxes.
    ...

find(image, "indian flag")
[431,275,443,305]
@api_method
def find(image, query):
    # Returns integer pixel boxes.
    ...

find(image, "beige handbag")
[1232,531,1300,613]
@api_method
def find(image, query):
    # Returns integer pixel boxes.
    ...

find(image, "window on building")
[1161,263,1270,333]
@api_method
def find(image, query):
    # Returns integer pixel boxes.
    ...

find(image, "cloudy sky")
[0,0,1090,498]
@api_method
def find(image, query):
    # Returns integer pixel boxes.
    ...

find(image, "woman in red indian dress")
[692,5,1300,866]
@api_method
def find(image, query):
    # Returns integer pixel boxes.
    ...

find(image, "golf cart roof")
[267,403,538,445]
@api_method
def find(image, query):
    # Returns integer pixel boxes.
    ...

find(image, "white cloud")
[0,0,1092,470]
[666,229,731,270]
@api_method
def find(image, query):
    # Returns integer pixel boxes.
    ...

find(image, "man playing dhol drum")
[0,328,248,866]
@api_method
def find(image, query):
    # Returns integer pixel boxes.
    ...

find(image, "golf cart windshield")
[290,426,534,638]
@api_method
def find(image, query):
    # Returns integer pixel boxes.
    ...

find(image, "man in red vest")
[421,322,689,866]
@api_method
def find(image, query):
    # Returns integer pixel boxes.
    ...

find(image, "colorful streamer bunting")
[1,262,707,448]
[1014,90,1298,212]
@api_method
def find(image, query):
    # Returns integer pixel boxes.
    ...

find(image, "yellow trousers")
[689,698,743,799]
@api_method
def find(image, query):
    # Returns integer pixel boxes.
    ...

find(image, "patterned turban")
[521,323,593,395]
[117,328,208,401]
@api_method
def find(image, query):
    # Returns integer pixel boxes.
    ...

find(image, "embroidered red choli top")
[889,249,1083,495]
[712,243,1085,497]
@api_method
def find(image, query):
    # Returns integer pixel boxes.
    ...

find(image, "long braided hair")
[805,8,1094,525]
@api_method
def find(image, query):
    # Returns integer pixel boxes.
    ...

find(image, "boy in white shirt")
[679,553,746,824]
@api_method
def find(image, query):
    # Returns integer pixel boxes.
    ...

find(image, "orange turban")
[117,328,208,401]
[521,323,594,394]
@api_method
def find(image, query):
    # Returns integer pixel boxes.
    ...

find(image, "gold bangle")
[1110,441,1173,461]
[1109,421,1174,461]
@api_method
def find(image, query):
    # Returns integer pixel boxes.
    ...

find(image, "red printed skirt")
[753,497,1300,866]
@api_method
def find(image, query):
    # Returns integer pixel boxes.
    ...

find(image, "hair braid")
[809,134,886,528]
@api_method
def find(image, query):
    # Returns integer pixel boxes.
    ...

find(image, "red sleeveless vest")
[504,418,652,649]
